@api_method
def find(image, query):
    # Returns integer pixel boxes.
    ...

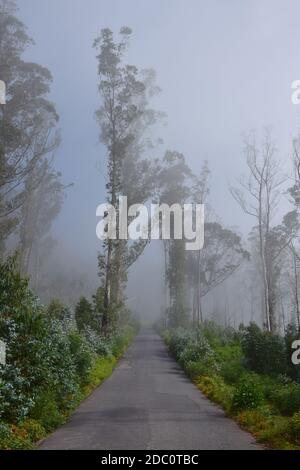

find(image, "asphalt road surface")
[39,328,262,450]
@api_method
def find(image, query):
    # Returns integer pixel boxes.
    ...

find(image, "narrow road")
[39,328,262,450]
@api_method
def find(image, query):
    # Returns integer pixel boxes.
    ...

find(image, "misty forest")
[1,0,300,451]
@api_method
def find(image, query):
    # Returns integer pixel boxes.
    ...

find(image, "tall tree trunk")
[293,251,300,330]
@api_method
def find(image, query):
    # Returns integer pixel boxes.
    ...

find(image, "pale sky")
[17,0,300,315]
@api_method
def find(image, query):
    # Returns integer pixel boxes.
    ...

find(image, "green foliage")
[86,356,116,392]
[179,338,217,372]
[0,0,59,247]
[216,342,244,384]
[232,375,264,411]
[84,327,113,357]
[271,383,300,416]
[68,331,94,386]
[219,358,245,385]
[0,255,29,309]
[242,322,287,376]
[235,408,295,448]
[288,411,300,444]
[110,326,136,358]
[252,373,280,400]
[0,422,33,450]
[29,390,64,432]
[185,356,218,378]
[0,419,45,449]
[0,256,136,449]
[46,298,67,320]
[0,423,13,449]
[18,419,45,442]
[200,321,238,349]
[75,297,96,332]
[195,375,233,412]
[0,365,33,422]
[167,327,195,359]
[163,321,300,449]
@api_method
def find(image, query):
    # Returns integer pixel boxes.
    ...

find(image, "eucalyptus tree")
[0,0,59,253]
[94,27,161,332]
[157,150,192,328]
[187,222,249,324]
[18,159,67,290]
[188,161,210,323]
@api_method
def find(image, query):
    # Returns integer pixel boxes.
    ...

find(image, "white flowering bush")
[0,365,33,422]
[0,256,137,447]
[178,335,215,367]
[84,326,112,357]
[166,326,219,376]
[0,257,84,424]
[168,327,196,359]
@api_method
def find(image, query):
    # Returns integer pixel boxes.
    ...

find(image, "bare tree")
[230,131,287,331]
[191,161,210,323]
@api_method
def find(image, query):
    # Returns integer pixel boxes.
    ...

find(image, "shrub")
[0,423,13,449]
[235,408,270,434]
[18,419,45,442]
[161,329,171,346]
[68,331,94,386]
[232,375,264,411]
[84,356,117,396]
[84,327,112,357]
[167,327,218,371]
[110,326,135,358]
[178,335,215,368]
[220,359,245,385]
[46,298,67,320]
[75,297,96,332]
[241,323,287,377]
[0,365,34,422]
[29,390,64,432]
[288,411,300,444]
[215,341,243,361]
[0,258,78,422]
[167,327,195,359]
[185,356,218,378]
[271,383,300,416]
[195,375,233,412]
[200,321,237,349]
[235,407,296,448]
[0,255,136,448]
[217,343,245,384]
[0,422,33,450]
[39,319,79,409]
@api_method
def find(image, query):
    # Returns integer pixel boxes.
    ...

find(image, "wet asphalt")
[39,328,262,450]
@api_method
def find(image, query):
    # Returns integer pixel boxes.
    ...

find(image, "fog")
[14,0,300,324]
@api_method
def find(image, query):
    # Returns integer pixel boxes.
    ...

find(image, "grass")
[194,376,298,449]
[82,356,117,396]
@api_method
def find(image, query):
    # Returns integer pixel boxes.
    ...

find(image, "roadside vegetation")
[161,322,300,449]
[0,4,144,450]
[2,0,300,452]
[0,256,138,449]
